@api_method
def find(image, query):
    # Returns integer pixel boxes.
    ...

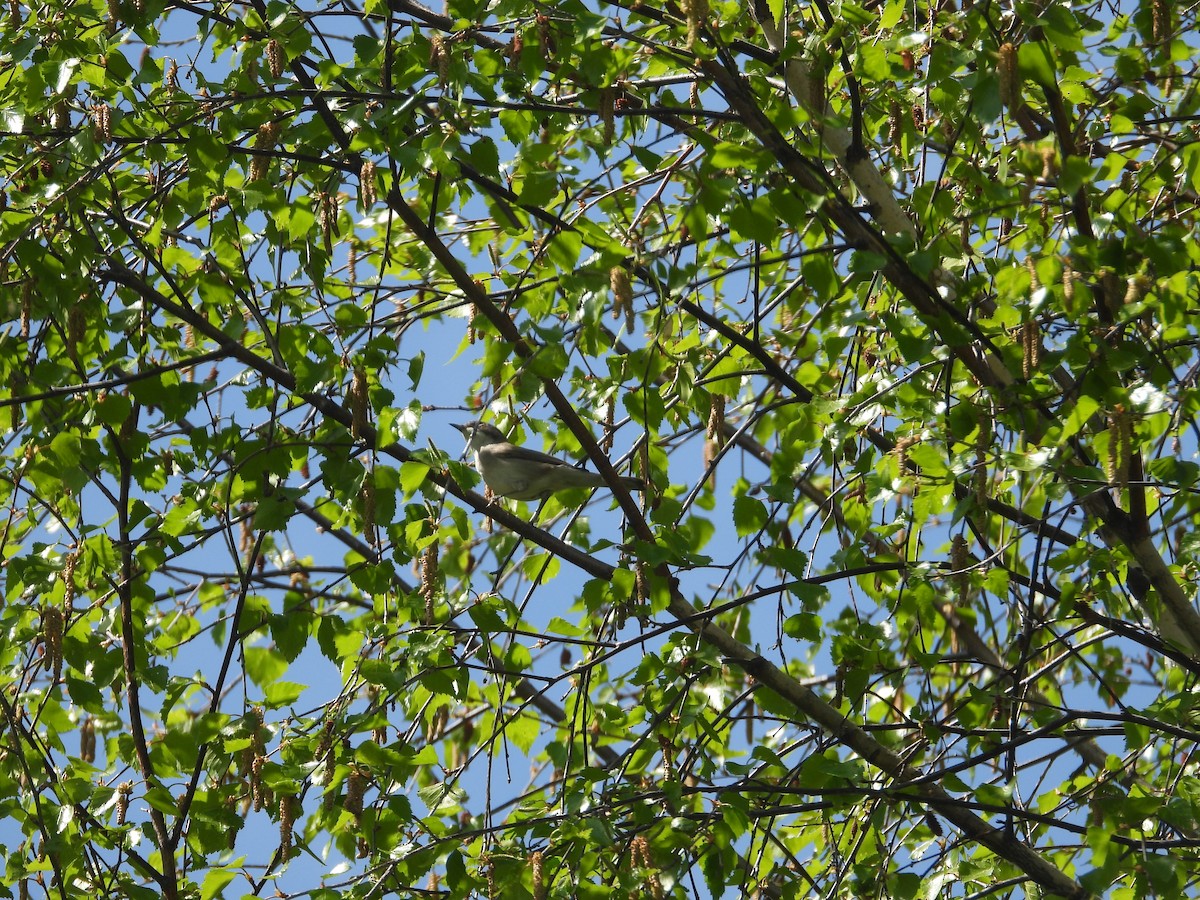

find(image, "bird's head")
[453,420,508,449]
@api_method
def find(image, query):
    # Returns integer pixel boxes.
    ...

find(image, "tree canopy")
[2,0,1200,896]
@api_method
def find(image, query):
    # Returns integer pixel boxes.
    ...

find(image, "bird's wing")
[499,444,580,468]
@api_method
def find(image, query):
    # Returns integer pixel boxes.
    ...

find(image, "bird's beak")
[451,423,470,436]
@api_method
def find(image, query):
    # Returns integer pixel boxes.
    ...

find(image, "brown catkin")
[61,551,77,608]
[421,542,438,624]
[682,0,706,49]
[601,398,615,453]
[251,706,266,754]
[361,472,376,546]
[911,103,925,132]
[345,767,365,817]
[1152,0,1170,46]
[67,304,86,358]
[893,435,918,473]
[426,705,447,743]
[250,122,279,181]
[238,515,253,556]
[1040,147,1057,181]
[998,42,1019,109]
[809,67,826,118]
[610,266,633,326]
[359,159,377,207]
[631,835,649,868]
[1107,405,1132,488]
[537,14,555,56]
[42,605,63,681]
[80,716,95,763]
[1021,318,1040,378]
[950,534,970,598]
[658,734,674,780]
[116,782,132,825]
[429,35,449,85]
[317,190,340,254]
[20,280,31,338]
[92,103,111,143]
[705,394,724,490]
[279,794,296,857]
[598,88,614,144]
[482,485,495,532]
[350,366,369,439]
[256,121,279,147]
[973,423,989,509]
[1124,275,1150,305]
[243,55,259,87]
[266,38,284,78]
[530,851,545,900]
[251,754,268,812]
[1025,255,1040,289]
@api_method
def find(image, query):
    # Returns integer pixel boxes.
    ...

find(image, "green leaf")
[782,612,821,641]
[201,866,240,900]
[244,646,288,688]
[732,495,768,537]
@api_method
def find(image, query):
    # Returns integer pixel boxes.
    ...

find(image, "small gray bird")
[453,421,646,501]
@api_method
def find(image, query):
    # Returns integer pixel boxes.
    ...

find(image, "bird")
[452,420,646,501]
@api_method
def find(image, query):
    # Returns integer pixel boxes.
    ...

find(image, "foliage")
[2,0,1200,896]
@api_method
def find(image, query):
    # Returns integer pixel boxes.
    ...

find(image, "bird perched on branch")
[453,421,645,501]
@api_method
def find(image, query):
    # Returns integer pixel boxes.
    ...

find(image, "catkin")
[42,606,63,681]
[1021,319,1040,378]
[266,38,284,78]
[80,716,95,763]
[279,794,296,857]
[998,43,1019,109]
[1107,405,1132,488]
[530,851,545,900]
[350,367,369,439]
